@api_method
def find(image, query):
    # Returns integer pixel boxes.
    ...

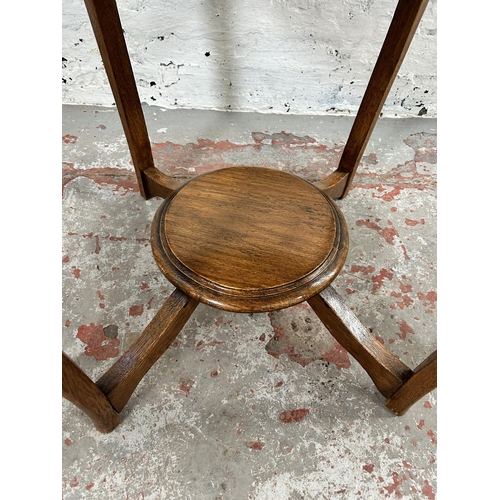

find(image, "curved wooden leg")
[97,288,198,412]
[308,286,436,413]
[385,351,437,416]
[62,352,120,433]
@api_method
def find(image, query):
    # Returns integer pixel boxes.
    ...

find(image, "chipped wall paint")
[62,0,437,117]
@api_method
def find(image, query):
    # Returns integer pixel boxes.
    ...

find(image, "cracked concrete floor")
[62,105,437,499]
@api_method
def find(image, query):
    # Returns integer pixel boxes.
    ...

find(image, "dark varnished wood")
[62,353,120,433]
[97,289,198,412]
[151,167,349,312]
[320,0,429,199]
[314,170,349,199]
[83,0,156,199]
[308,286,413,398]
[309,286,437,411]
[143,166,183,199]
[385,350,437,415]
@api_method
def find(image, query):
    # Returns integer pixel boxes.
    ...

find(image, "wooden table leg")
[97,288,198,412]
[62,352,120,433]
[385,351,437,415]
[308,286,436,413]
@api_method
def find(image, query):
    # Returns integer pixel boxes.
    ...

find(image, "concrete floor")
[62,105,437,499]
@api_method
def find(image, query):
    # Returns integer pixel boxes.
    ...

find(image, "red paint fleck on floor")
[418,291,437,311]
[374,187,403,202]
[129,304,144,317]
[323,343,352,369]
[62,164,140,195]
[405,218,425,226]
[356,219,381,232]
[383,472,406,496]
[350,264,376,275]
[270,323,287,340]
[72,267,81,279]
[215,316,223,326]
[140,282,150,290]
[63,134,78,144]
[421,480,436,500]
[417,419,425,430]
[76,323,120,360]
[363,464,375,473]
[195,339,224,350]
[94,235,101,254]
[62,255,70,263]
[211,370,218,377]
[379,226,399,245]
[245,440,265,450]
[279,408,310,423]
[424,401,432,409]
[356,220,409,259]
[371,268,394,293]
[275,381,283,387]
[147,132,343,181]
[389,293,414,310]
[65,438,72,446]
[259,333,266,341]
[65,319,71,327]
[427,429,437,445]
[70,477,79,487]
[97,290,105,300]
[397,320,415,339]
[85,483,94,491]
[179,378,194,395]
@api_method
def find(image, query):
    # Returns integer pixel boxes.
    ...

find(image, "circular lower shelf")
[151,167,348,312]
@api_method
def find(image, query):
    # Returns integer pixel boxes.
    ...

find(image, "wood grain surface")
[385,350,437,415]
[152,167,349,312]
[308,286,413,398]
[62,352,120,433]
[97,289,198,412]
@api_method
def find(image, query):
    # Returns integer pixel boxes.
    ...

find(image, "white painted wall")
[62,0,437,117]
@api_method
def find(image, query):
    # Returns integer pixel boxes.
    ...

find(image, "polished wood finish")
[83,0,156,199]
[151,167,349,312]
[314,170,349,199]
[65,0,435,432]
[143,166,183,199]
[97,289,198,412]
[308,286,436,412]
[321,0,429,199]
[62,353,120,433]
[385,351,437,415]
[308,286,413,398]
